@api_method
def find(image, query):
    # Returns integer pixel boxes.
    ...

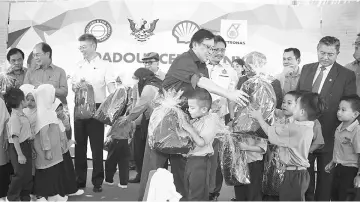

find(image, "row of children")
[178,86,360,201]
[0,84,83,202]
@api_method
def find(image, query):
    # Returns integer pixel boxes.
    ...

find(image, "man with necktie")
[297,36,357,201]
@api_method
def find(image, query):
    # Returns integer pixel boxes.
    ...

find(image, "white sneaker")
[56,195,67,202]
[36,197,48,202]
[104,181,114,186]
[0,197,6,202]
[117,183,127,189]
[68,189,84,196]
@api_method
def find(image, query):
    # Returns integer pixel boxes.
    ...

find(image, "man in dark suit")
[297,36,357,201]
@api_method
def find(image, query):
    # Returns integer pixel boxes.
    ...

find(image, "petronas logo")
[227,24,240,39]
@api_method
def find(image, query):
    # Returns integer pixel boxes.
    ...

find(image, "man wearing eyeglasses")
[142,52,166,80]
[6,48,27,88]
[206,35,238,201]
[24,42,68,105]
[297,36,356,201]
[346,33,360,96]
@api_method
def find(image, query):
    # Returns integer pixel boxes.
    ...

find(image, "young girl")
[250,92,326,201]
[0,90,12,201]
[32,84,66,201]
[53,98,84,197]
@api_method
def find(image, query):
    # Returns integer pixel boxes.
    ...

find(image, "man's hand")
[238,142,249,151]
[3,141,9,151]
[18,154,26,164]
[354,175,360,188]
[45,150,53,160]
[227,90,249,106]
[325,160,335,173]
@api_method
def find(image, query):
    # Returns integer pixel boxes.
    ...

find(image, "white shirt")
[312,63,333,94]
[72,56,116,103]
[207,62,238,117]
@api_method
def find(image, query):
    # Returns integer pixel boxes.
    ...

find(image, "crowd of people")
[0,28,359,202]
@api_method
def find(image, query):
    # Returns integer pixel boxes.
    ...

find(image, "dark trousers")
[105,139,130,186]
[74,110,105,187]
[331,164,358,201]
[234,160,264,201]
[209,139,223,194]
[138,138,187,201]
[0,163,13,198]
[61,151,78,195]
[133,124,146,178]
[7,141,33,201]
[184,156,211,201]
[280,170,310,201]
[305,152,333,201]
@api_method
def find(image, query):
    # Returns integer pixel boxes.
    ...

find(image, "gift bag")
[106,116,135,141]
[148,89,194,154]
[74,81,96,120]
[218,132,250,186]
[94,87,128,125]
[262,144,285,196]
[233,76,276,133]
[0,72,15,93]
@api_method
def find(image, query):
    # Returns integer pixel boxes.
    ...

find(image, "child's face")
[26,94,36,109]
[281,94,297,117]
[337,100,359,122]
[292,97,305,121]
[188,99,208,119]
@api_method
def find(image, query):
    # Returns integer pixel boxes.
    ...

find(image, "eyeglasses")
[32,52,45,58]
[201,43,214,52]
[213,48,226,53]
[143,61,156,65]
[318,51,337,58]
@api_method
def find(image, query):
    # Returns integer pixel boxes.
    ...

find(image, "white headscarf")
[34,84,58,134]
[20,84,35,98]
[20,84,37,132]
[52,98,65,132]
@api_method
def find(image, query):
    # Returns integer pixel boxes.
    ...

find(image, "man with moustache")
[277,48,302,95]
[71,34,116,193]
[207,35,238,200]
[142,52,166,80]
[24,43,68,104]
[6,48,27,88]
[297,36,356,201]
[346,33,360,96]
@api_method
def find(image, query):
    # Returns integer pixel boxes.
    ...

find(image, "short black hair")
[340,94,360,113]
[298,92,326,121]
[4,87,25,109]
[232,58,245,66]
[78,34,98,49]
[285,90,310,100]
[38,42,52,59]
[284,48,301,60]
[214,35,227,48]
[7,48,24,62]
[189,29,215,49]
[188,87,212,110]
[317,36,341,53]
[357,33,360,37]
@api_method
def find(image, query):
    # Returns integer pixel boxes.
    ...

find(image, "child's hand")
[249,107,262,120]
[181,120,192,132]
[354,175,360,188]
[32,149,37,160]
[325,161,335,173]
[45,150,53,160]
[238,142,249,151]
[18,154,26,164]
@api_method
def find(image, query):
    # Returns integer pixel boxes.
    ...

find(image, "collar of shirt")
[317,63,333,72]
[83,54,101,64]
[11,108,26,117]
[336,120,359,132]
[35,63,54,70]
[188,49,202,63]
[7,67,25,75]
[293,120,314,127]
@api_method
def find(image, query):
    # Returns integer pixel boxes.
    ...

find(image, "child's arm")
[239,142,264,152]
[249,108,269,136]
[39,125,52,160]
[354,154,360,187]
[310,120,325,153]
[182,121,205,147]
[12,137,26,164]
[352,129,360,187]
[8,116,26,164]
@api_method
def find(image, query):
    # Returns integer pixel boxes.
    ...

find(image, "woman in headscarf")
[52,98,84,197]
[32,84,66,201]
[119,68,162,184]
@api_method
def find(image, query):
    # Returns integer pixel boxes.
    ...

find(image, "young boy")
[325,95,360,201]
[181,87,222,201]
[4,88,33,201]
[250,92,325,201]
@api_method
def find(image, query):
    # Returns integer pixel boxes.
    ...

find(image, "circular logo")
[84,19,112,43]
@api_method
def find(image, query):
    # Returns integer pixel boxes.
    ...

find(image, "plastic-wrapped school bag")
[148,89,194,154]
[94,86,128,126]
[74,81,96,120]
[0,72,15,93]
[262,144,285,196]
[104,117,135,151]
[218,131,251,186]
[233,76,276,133]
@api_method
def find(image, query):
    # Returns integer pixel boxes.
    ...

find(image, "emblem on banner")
[128,19,159,42]
[84,19,112,43]
[227,23,240,39]
[172,20,200,44]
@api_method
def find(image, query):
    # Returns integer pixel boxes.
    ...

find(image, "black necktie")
[312,66,326,93]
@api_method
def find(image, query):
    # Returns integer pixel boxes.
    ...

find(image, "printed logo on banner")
[128,19,159,42]
[84,19,112,43]
[220,20,247,45]
[172,20,200,44]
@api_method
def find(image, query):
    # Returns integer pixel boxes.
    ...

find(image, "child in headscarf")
[32,84,66,202]
[52,98,84,197]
